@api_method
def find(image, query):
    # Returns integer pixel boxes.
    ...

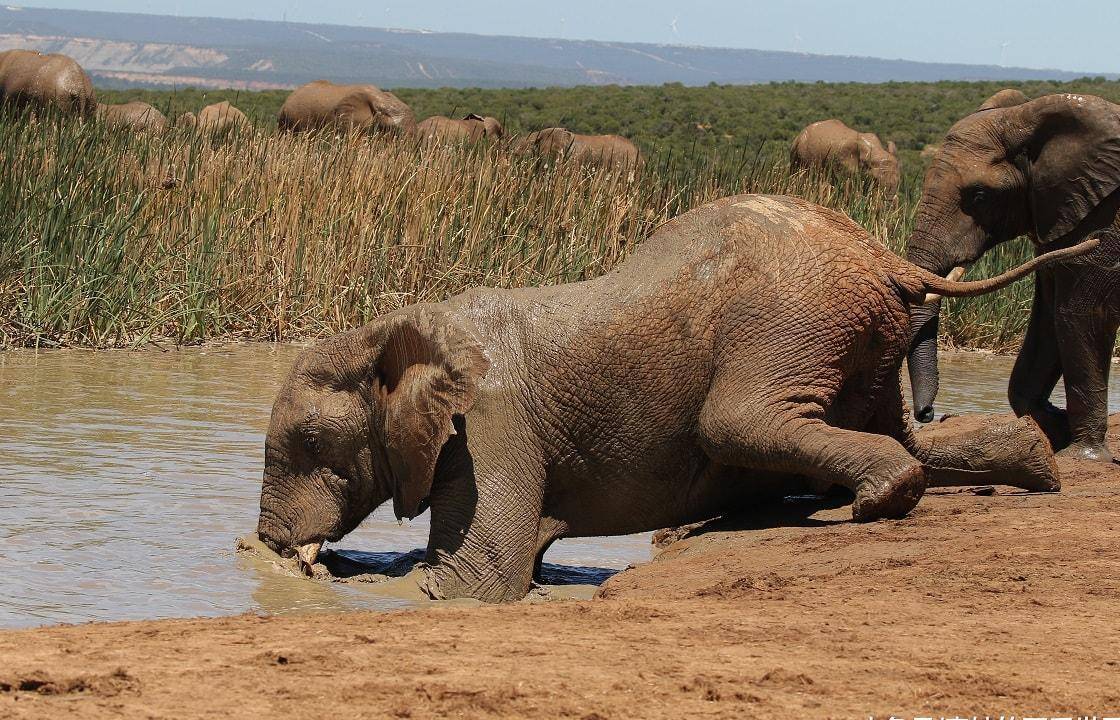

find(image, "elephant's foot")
[851,463,925,522]
[1057,441,1114,463]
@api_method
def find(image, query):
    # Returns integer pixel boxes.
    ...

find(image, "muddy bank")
[3,414,1120,719]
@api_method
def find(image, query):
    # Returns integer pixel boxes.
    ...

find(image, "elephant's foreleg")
[422,431,545,603]
[874,382,1060,492]
[1054,310,1117,462]
[1009,275,1071,448]
[698,381,924,522]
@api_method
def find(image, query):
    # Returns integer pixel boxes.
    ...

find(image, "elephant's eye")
[965,186,989,209]
[303,430,321,456]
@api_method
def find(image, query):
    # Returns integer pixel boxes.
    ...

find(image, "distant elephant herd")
[0,49,641,168]
[5,48,1119,603]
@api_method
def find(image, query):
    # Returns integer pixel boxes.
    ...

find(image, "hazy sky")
[19,1,1120,74]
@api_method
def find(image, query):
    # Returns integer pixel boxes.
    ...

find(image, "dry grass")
[0,111,1023,349]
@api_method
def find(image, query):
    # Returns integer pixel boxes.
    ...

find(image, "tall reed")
[0,111,1025,349]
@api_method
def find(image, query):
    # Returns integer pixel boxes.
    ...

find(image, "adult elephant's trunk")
[907,299,941,423]
[905,226,955,424]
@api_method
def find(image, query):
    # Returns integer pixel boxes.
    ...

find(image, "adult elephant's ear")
[1006,94,1120,244]
[355,310,490,520]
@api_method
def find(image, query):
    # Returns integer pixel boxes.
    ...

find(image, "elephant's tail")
[914,237,1099,303]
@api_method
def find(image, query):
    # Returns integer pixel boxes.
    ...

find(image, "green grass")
[6,77,1089,350]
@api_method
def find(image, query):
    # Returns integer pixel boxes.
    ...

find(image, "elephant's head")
[256,309,489,570]
[857,133,900,194]
[906,92,1120,422]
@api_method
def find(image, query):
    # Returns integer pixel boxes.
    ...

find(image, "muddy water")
[2,347,1117,629]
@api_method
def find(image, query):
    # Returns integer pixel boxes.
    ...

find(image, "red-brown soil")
[3,415,1119,719]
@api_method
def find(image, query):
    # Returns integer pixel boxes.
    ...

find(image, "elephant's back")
[0,49,45,95]
[792,119,857,161]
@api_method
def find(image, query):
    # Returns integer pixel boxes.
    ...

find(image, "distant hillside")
[1,5,1112,90]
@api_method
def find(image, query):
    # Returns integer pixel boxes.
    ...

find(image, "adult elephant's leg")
[1008,273,1070,449]
[872,381,1059,492]
[1054,310,1117,462]
[419,421,546,603]
[698,377,924,522]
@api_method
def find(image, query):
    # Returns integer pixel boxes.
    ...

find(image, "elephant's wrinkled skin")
[0,49,95,115]
[906,91,1120,462]
[278,80,416,136]
[257,194,1085,603]
[418,114,503,143]
[96,101,168,132]
[791,119,900,194]
[515,128,640,168]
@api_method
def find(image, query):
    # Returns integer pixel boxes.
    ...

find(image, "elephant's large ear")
[353,311,489,520]
[977,88,1028,112]
[1005,95,1120,244]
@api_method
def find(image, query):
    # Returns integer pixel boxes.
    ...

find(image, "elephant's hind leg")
[697,377,925,522]
[874,381,1060,492]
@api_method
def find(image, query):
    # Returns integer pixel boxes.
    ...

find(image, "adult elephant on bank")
[790,119,900,194]
[96,101,168,132]
[516,127,641,168]
[278,80,416,136]
[417,113,503,143]
[256,194,1089,603]
[906,91,1120,462]
[0,49,95,116]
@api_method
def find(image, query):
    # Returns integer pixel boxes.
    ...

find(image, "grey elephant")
[790,119,900,194]
[906,91,1120,462]
[96,101,168,132]
[256,194,1089,603]
[515,127,641,168]
[417,114,504,143]
[0,49,95,116]
[278,80,416,136]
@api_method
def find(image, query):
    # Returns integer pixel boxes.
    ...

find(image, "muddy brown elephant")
[417,114,503,143]
[183,101,251,133]
[906,91,1120,462]
[790,119,900,194]
[0,49,95,116]
[278,80,416,136]
[96,101,168,132]
[256,194,1089,603]
[515,128,640,168]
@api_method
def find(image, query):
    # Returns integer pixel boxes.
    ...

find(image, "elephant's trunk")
[905,226,951,424]
[907,299,942,423]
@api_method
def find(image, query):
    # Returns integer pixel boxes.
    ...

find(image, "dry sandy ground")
[3,415,1120,719]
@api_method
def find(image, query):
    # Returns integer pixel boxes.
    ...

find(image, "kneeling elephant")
[257,195,1089,603]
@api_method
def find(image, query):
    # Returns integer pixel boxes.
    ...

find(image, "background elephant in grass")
[0,49,95,116]
[278,80,416,136]
[515,127,641,168]
[176,102,250,133]
[790,119,900,194]
[96,101,168,132]
[906,92,1120,462]
[417,113,504,143]
[256,194,1087,603]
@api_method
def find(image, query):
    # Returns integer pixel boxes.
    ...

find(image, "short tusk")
[296,542,322,576]
[923,266,967,304]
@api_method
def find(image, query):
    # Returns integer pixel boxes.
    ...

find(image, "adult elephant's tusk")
[296,542,322,576]
[923,266,967,304]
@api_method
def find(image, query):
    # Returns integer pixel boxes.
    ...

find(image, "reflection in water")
[2,347,1116,628]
